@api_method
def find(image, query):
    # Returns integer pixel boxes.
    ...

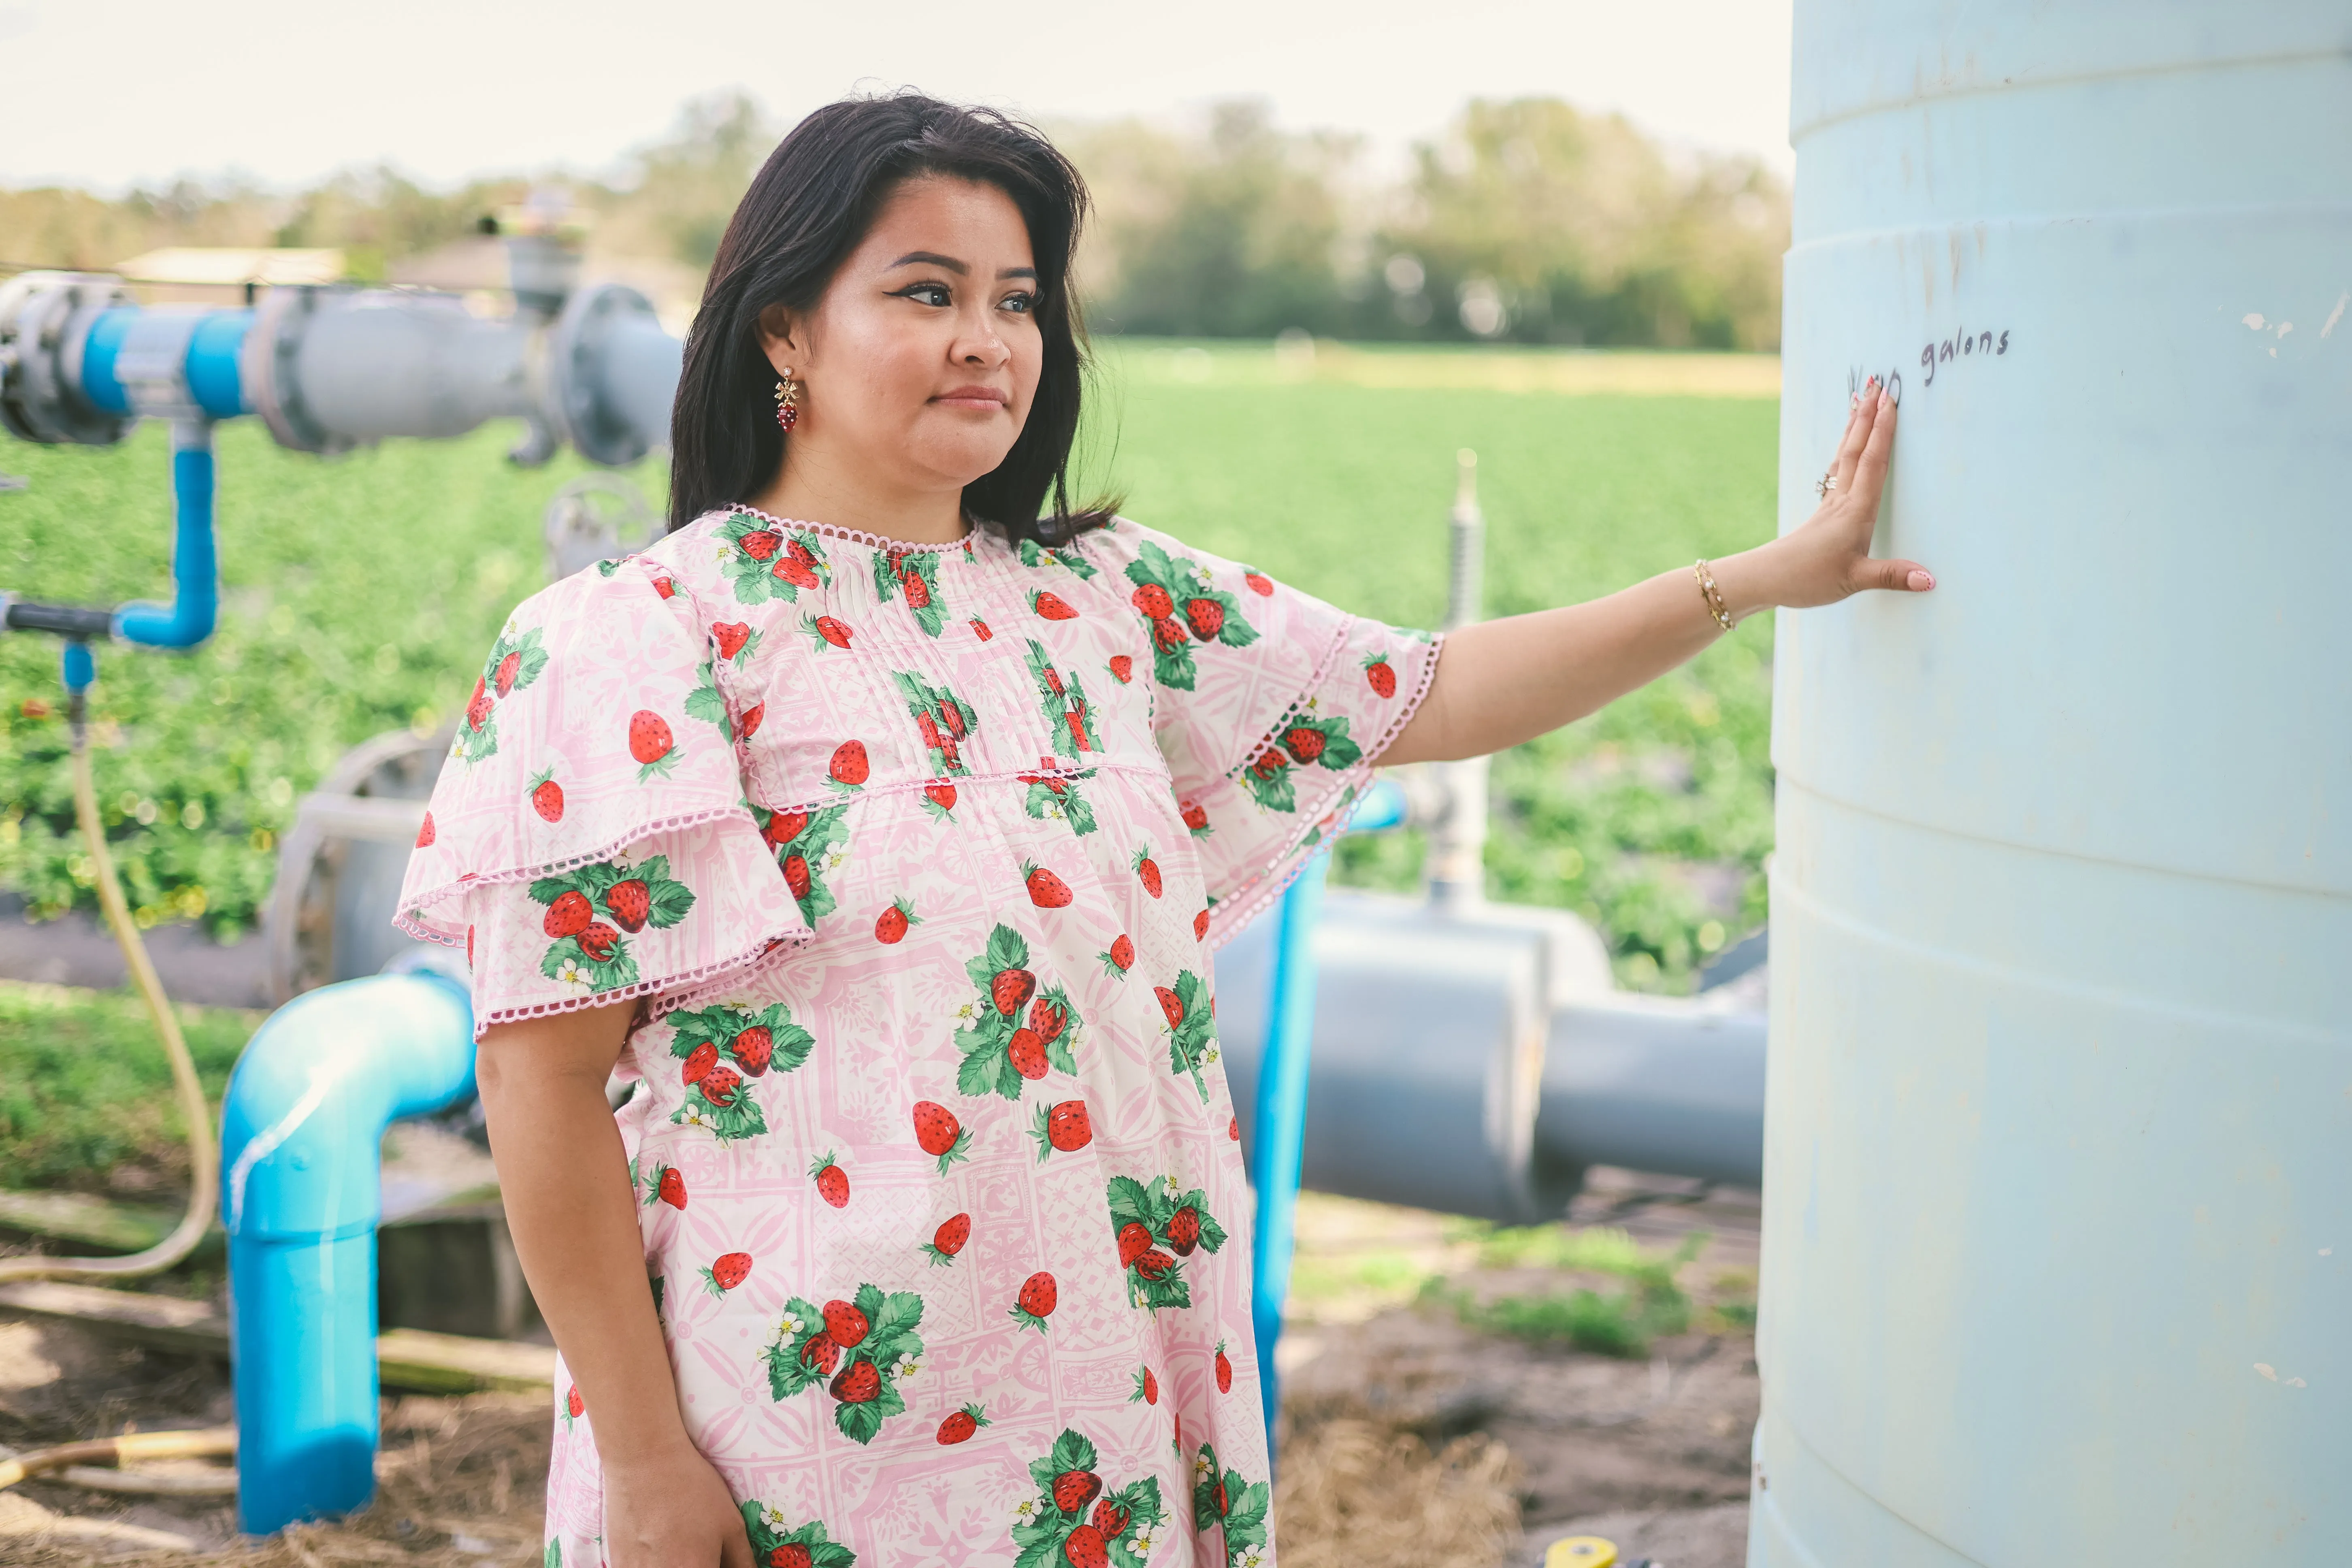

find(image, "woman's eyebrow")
[890,251,968,274]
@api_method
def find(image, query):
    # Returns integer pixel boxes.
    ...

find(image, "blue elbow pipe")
[113,421,217,648]
[219,969,476,1535]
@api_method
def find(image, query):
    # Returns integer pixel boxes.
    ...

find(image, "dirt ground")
[0,1169,1760,1568]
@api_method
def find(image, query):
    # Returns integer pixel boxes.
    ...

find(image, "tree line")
[0,92,1789,351]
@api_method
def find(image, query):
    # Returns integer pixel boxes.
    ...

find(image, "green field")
[0,340,1781,992]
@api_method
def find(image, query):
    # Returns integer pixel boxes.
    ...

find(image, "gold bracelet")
[1693,559,1735,632]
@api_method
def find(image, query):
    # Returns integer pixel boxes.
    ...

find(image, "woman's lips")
[933,386,1009,409]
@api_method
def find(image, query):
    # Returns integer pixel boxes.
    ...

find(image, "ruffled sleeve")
[395,556,810,1036]
[1097,522,1443,944]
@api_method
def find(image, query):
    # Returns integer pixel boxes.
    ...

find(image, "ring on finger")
[1815,471,1840,498]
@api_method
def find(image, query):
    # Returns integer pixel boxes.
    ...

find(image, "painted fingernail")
[1879,390,1893,409]
[1909,569,1935,591]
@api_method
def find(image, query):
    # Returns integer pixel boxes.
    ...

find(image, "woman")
[396,93,1924,1568]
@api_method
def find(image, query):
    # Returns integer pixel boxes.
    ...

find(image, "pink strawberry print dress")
[396,509,1440,1568]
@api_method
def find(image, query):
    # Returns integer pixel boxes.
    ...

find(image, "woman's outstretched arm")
[478,1004,753,1568]
[1383,385,1926,767]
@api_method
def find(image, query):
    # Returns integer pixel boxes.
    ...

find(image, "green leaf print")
[1159,969,1219,1102]
[741,1501,858,1568]
[683,661,732,740]
[1239,709,1361,812]
[1024,639,1096,757]
[760,1287,924,1447]
[664,1001,810,1142]
[871,547,948,636]
[1124,540,1260,691]
[1108,1174,1227,1312]
[954,925,1083,1102]
[759,802,851,925]
[1021,768,1099,836]
[1016,536,1099,581]
[718,511,830,605]
[527,854,694,996]
[1009,1429,1168,1568]
[891,669,977,774]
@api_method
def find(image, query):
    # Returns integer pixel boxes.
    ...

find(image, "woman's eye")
[1000,292,1036,315]
[896,283,952,307]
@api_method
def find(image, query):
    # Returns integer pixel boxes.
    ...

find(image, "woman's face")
[761,175,1042,499]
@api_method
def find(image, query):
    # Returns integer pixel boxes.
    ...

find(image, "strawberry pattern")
[395,507,1441,1568]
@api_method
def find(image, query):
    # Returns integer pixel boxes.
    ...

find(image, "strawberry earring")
[773,370,802,432]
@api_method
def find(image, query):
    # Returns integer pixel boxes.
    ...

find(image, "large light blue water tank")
[1757,4,2351,1562]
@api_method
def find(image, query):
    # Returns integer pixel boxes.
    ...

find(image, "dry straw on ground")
[1273,1415,1523,1568]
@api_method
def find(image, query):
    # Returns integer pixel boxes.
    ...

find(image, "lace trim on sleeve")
[394,802,764,940]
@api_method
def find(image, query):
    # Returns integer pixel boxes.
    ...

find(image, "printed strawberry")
[1010,1270,1057,1330]
[1092,1498,1131,1538]
[798,1334,841,1376]
[1134,1249,1174,1280]
[729,1025,774,1076]
[1027,995,1067,1044]
[1253,747,1289,778]
[494,650,523,697]
[1108,654,1133,684]
[1032,589,1078,620]
[900,569,931,609]
[1131,582,1174,620]
[1215,1340,1234,1393]
[739,702,765,739]
[874,896,919,944]
[774,556,820,591]
[544,890,592,938]
[1210,1479,1229,1516]
[782,852,811,899]
[1283,724,1327,764]
[1132,1366,1159,1405]
[830,1359,881,1404]
[922,1212,971,1264]
[1133,846,1163,899]
[810,1152,849,1209]
[807,615,853,650]
[1184,597,1225,642]
[1167,1206,1202,1256]
[821,1298,871,1349]
[1193,908,1211,941]
[466,927,473,965]
[1181,799,1210,835]
[766,807,811,848]
[923,782,957,816]
[1363,652,1397,698]
[828,740,869,786]
[1052,1468,1103,1515]
[714,621,754,660]
[770,1548,812,1568]
[698,1065,743,1108]
[1229,1114,1240,1140]
[465,678,493,729]
[603,878,652,933]
[527,771,564,822]
[628,711,678,779]
[912,1101,971,1172]
[937,1403,989,1444]
[936,697,966,739]
[1118,1222,1153,1268]
[1244,570,1275,596]
[1098,934,1135,975]
[1028,1099,1091,1160]
[703,1251,752,1294]
[1023,861,1074,909]
[991,965,1038,1016]
[788,539,820,571]
[738,528,782,560]
[562,1384,584,1421]
[1006,1028,1049,1080]
[654,1166,686,1210]
[1154,985,1185,1029]
[1149,615,1188,653]
[969,617,993,641]
[578,922,619,962]
[415,812,435,848]
[1062,1526,1109,1568]
[681,1040,719,1085]
[651,574,676,599]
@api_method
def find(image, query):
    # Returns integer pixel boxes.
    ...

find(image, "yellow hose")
[0,1426,236,1491]
[0,716,217,1282]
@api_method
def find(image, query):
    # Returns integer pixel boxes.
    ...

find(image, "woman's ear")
[756,303,804,375]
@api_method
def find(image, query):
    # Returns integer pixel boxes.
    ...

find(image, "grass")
[0,981,258,1195]
[1,338,1779,991]
[1423,1226,1709,1359]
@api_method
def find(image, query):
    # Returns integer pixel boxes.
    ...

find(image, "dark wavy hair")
[668,93,1113,543]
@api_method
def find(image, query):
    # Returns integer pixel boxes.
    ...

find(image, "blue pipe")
[113,420,217,648]
[219,969,476,1534]
[81,308,136,416]
[1249,779,1408,1455]
[184,311,251,420]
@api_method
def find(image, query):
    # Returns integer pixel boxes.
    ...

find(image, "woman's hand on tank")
[1758,383,1934,610]
[600,1442,754,1568]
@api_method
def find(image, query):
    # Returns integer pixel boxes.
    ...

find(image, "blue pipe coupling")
[219,969,476,1534]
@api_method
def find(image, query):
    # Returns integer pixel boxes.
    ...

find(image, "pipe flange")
[546,281,662,467]
[0,271,133,446]
[240,284,356,456]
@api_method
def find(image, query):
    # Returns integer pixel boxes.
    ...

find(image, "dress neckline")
[719,504,974,556]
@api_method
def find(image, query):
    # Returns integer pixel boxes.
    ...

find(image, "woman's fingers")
[1852,554,1935,594]
[1843,392,1897,513]
[1826,394,1872,494]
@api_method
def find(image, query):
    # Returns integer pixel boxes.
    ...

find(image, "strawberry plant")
[1189,1443,1271,1566]
[1018,764,1099,836]
[870,547,948,636]
[528,853,693,995]
[717,511,830,604]
[954,924,1084,1100]
[1106,1174,1227,1311]
[1023,639,1095,758]
[1235,707,1361,814]
[1016,537,1100,580]
[1008,1428,1166,1568]
[682,659,734,741]
[739,1501,856,1568]
[665,1001,812,1142]
[763,1282,925,1445]
[1155,969,1218,1101]
[755,801,850,925]
[454,625,548,763]
[1122,539,1257,691]
[891,670,978,775]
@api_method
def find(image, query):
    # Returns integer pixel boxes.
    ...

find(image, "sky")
[0,0,1795,194]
